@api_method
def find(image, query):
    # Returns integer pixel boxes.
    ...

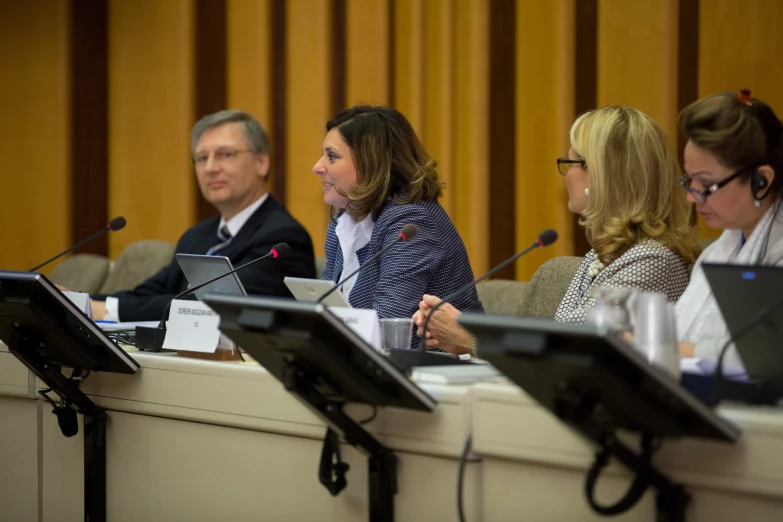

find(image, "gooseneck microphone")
[135,243,289,352]
[419,228,559,352]
[29,216,127,272]
[316,223,419,304]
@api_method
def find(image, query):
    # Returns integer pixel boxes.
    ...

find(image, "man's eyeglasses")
[678,168,749,203]
[557,157,586,176]
[192,149,254,169]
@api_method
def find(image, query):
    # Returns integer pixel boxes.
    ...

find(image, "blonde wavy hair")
[571,106,700,265]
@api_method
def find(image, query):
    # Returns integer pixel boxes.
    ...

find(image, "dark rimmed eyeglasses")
[678,168,749,203]
[557,157,586,176]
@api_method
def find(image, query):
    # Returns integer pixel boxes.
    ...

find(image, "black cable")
[584,434,657,516]
[358,404,377,425]
[39,388,58,409]
[713,295,783,400]
[458,434,472,522]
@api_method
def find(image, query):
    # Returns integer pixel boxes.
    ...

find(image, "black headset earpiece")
[752,169,769,198]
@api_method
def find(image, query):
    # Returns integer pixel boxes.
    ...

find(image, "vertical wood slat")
[597,0,679,139]
[331,0,347,117]
[346,0,390,106]
[452,0,490,276]
[70,0,109,256]
[677,0,700,154]
[488,0,517,280]
[0,1,71,272]
[285,0,333,256]
[108,0,195,258]
[270,0,288,202]
[515,0,575,280]
[195,0,228,222]
[697,0,783,240]
[573,0,598,257]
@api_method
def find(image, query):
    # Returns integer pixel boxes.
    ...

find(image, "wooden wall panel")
[346,0,390,106]
[698,0,783,103]
[108,0,195,258]
[0,1,71,272]
[597,0,679,138]
[226,0,276,188]
[286,0,333,256]
[421,0,455,214]
[393,0,424,134]
[227,0,272,135]
[514,0,575,281]
[451,0,490,276]
[698,0,783,240]
[9,0,783,284]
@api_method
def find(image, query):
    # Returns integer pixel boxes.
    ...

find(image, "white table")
[471,382,783,521]
[3,341,783,521]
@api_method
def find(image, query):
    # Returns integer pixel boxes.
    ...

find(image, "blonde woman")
[414,106,701,353]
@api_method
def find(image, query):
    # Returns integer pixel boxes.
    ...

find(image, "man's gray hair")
[191,110,271,157]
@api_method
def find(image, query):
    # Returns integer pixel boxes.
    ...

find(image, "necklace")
[587,256,605,278]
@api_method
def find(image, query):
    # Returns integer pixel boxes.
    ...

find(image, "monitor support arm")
[282,358,397,522]
[8,325,108,522]
[554,383,690,522]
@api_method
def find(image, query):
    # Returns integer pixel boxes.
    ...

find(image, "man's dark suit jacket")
[93,196,315,321]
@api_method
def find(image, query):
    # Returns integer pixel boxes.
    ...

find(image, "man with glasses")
[90,110,315,321]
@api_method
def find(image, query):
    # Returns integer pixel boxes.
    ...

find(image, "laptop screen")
[175,254,248,300]
[702,263,783,385]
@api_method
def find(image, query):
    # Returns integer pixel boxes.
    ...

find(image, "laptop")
[175,253,247,300]
[702,263,783,386]
[284,277,352,308]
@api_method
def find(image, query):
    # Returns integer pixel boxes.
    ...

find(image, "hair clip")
[736,89,753,106]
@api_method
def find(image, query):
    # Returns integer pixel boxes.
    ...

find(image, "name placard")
[329,307,381,352]
[64,291,93,319]
[162,300,222,353]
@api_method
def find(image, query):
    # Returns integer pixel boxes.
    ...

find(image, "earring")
[584,187,589,196]
[754,199,761,208]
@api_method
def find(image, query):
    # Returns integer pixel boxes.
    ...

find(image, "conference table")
[2,341,783,521]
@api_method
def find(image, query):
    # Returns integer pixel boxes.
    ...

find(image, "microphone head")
[270,242,290,259]
[536,229,558,247]
[108,216,127,231]
[399,223,418,242]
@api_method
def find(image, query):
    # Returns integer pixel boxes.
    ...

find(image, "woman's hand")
[412,294,474,355]
[624,332,696,358]
[679,342,696,358]
[623,332,696,359]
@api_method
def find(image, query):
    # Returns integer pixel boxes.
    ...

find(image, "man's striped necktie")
[206,225,232,256]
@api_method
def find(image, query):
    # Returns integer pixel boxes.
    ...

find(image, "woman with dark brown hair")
[312,105,484,348]
[676,89,783,367]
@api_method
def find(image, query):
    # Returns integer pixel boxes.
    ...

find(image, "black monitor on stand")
[459,313,740,522]
[204,294,437,522]
[0,271,140,522]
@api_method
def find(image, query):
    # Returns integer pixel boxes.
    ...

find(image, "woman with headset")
[676,90,783,367]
